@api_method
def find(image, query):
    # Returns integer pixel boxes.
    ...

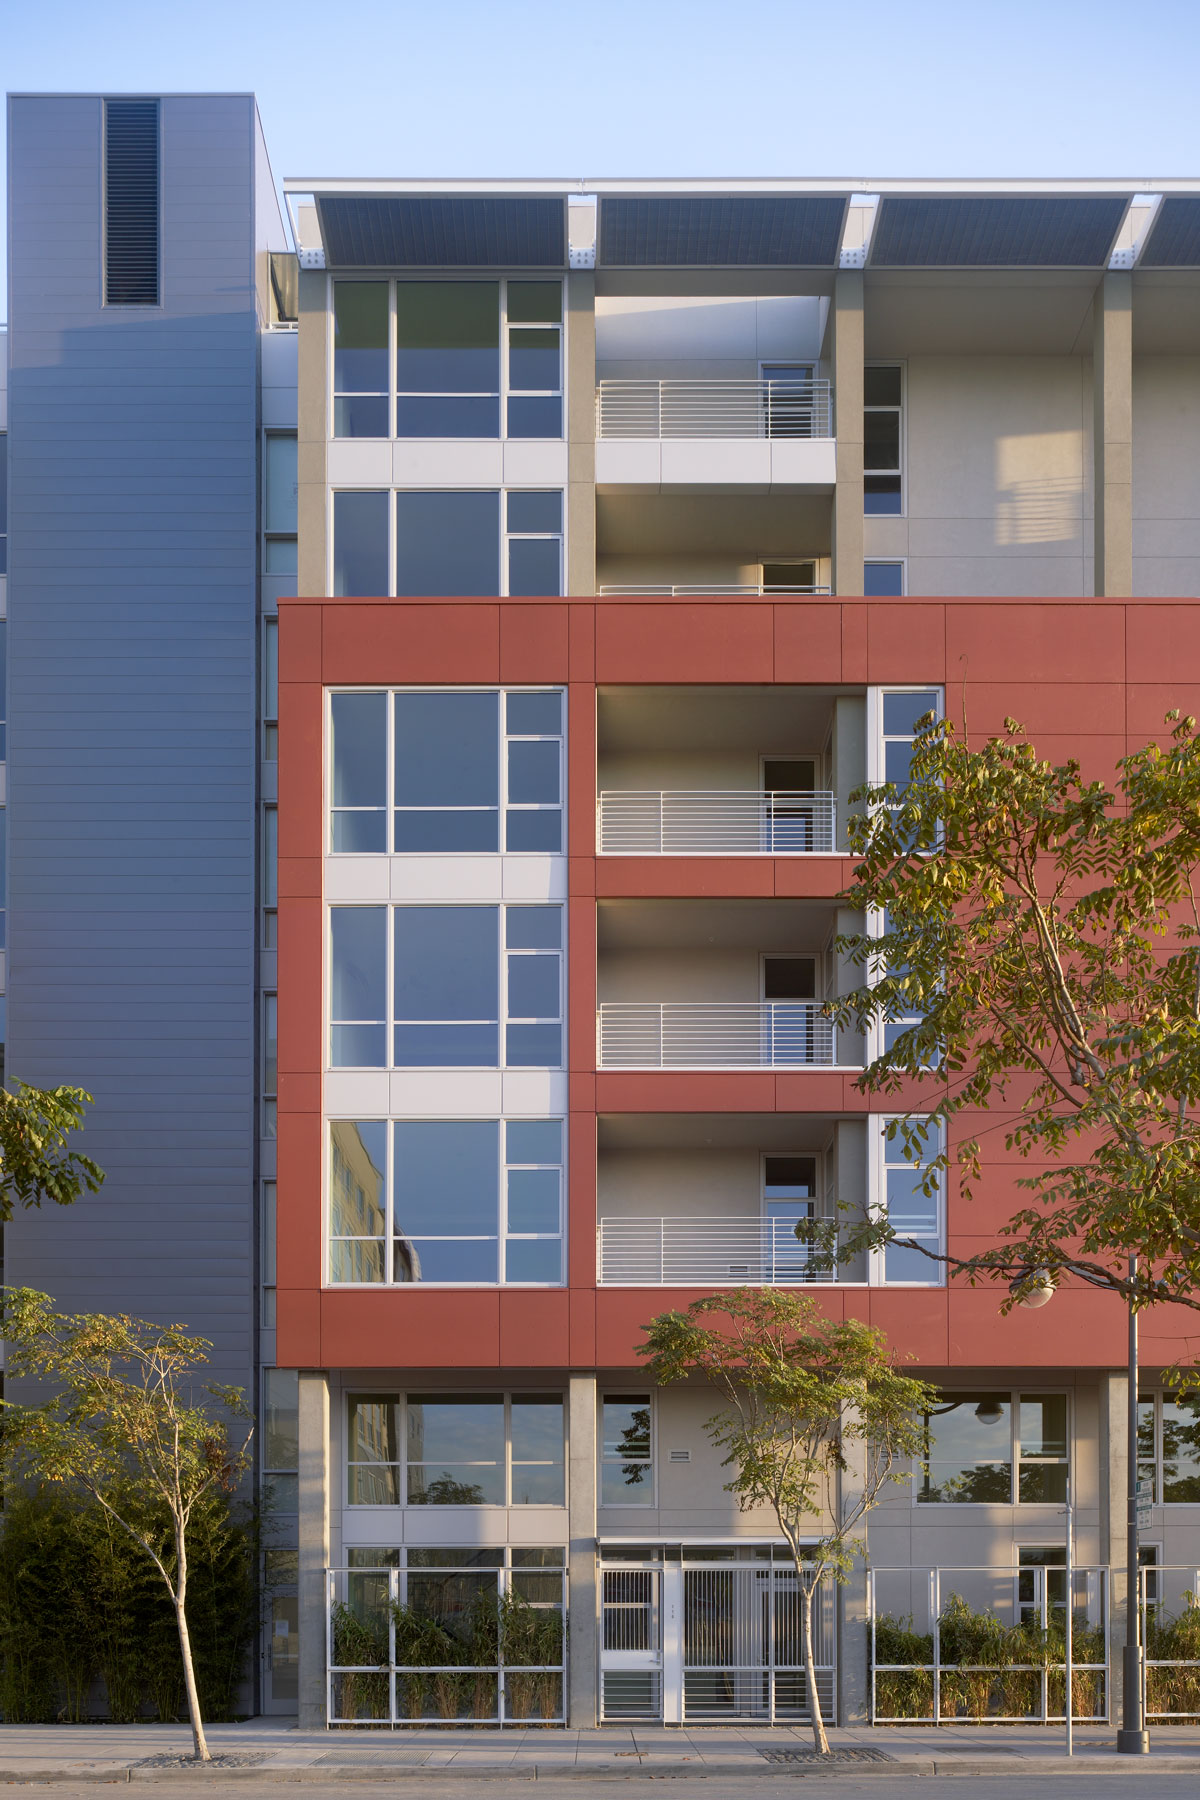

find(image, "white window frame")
[599,1390,655,1510]
[868,1114,945,1288]
[327,491,567,599]
[344,1388,568,1509]
[863,360,905,518]
[326,685,566,857]
[863,558,907,597]
[916,1388,1072,1508]
[326,1115,566,1289]
[329,275,565,445]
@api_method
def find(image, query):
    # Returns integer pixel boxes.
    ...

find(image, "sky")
[4,0,1200,302]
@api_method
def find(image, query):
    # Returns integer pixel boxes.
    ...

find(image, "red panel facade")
[276,595,1200,1376]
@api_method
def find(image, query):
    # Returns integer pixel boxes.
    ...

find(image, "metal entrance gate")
[600,1547,835,1724]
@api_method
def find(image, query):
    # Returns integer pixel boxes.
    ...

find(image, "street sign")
[1137,1478,1153,1497]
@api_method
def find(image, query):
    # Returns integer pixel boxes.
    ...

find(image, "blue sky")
[4,0,1200,302]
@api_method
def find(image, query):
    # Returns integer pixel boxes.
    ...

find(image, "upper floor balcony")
[595,377,835,491]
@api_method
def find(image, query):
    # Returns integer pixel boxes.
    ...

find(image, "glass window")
[330,907,387,1067]
[334,283,389,437]
[864,364,903,515]
[329,1120,387,1284]
[881,1119,943,1284]
[333,491,389,596]
[921,1394,1012,1503]
[394,691,499,851]
[505,906,563,1068]
[331,691,387,852]
[0,435,7,575]
[1018,1394,1068,1503]
[0,618,7,759]
[506,490,563,598]
[864,561,905,597]
[504,1118,563,1286]
[1142,1392,1200,1503]
[505,688,563,850]
[347,1394,401,1505]
[511,1397,565,1504]
[394,1119,500,1285]
[396,283,500,437]
[393,906,499,1068]
[1138,1393,1158,1501]
[262,619,278,761]
[261,805,277,909]
[262,993,277,1100]
[395,491,499,597]
[601,1395,653,1507]
[265,434,298,534]
[264,1367,299,1513]
[507,282,562,438]
[407,1396,505,1505]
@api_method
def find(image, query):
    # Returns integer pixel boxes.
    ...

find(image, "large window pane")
[407,1396,504,1504]
[1018,1394,1068,1503]
[395,491,499,597]
[331,691,387,852]
[393,690,499,850]
[1162,1395,1200,1502]
[330,908,387,1067]
[393,1120,498,1238]
[601,1395,652,1506]
[396,283,499,390]
[330,1121,387,1237]
[264,1368,299,1470]
[347,1395,400,1505]
[921,1394,1011,1503]
[334,283,389,438]
[511,1397,565,1504]
[333,491,389,596]
[265,435,298,533]
[393,906,499,1066]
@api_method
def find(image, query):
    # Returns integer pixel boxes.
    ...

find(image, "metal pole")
[1117,1254,1149,1753]
[1065,1474,1073,1757]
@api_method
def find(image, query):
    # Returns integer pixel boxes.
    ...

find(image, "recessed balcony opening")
[596,489,832,593]
[596,898,865,1069]
[597,1113,869,1286]
[596,686,865,856]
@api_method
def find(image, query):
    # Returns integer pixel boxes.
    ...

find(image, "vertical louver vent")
[104,99,160,305]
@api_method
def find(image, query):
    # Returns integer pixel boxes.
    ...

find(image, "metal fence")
[598,790,837,856]
[597,585,833,596]
[869,1566,1109,1724]
[326,1564,566,1727]
[1141,1565,1200,1720]
[596,378,833,439]
[597,1001,837,1069]
[598,1215,835,1286]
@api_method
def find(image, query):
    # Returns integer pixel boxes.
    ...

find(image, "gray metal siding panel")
[6,95,259,1395]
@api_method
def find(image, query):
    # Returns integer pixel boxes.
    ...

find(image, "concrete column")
[1100,1369,1129,1721]
[568,1372,599,1727]
[566,272,597,596]
[296,267,329,597]
[1093,271,1133,597]
[837,1406,870,1725]
[297,1368,331,1730]
[831,272,865,598]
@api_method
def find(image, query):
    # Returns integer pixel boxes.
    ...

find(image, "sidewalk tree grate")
[758,1748,897,1764]
[135,1754,272,1769]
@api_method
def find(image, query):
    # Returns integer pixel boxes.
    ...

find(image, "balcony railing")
[598,1216,835,1286]
[598,790,836,856]
[596,378,833,440]
[597,1001,837,1069]
[597,584,832,596]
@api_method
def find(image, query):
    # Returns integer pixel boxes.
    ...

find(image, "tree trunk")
[173,1530,211,1762]
[800,1579,830,1756]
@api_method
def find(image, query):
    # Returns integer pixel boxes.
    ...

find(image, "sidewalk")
[0,1718,1198,1780]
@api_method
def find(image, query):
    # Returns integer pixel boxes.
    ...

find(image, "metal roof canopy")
[597,196,848,267]
[871,195,1130,267]
[314,195,566,267]
[1140,197,1200,267]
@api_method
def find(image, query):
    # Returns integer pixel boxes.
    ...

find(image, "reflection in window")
[920,1391,1070,1505]
[601,1395,653,1506]
[346,1394,565,1506]
[334,283,389,437]
[263,1367,299,1514]
[864,364,902,515]
[1139,1391,1200,1502]
[329,1120,387,1283]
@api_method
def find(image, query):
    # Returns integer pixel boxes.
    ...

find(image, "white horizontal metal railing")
[597,1002,836,1069]
[598,1216,835,1286]
[598,791,836,856]
[597,585,832,596]
[596,378,833,440]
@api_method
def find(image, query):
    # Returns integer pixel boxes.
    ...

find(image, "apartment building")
[5,93,1200,1728]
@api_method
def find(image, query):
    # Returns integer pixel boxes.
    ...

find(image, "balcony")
[598,1216,834,1286]
[597,1001,837,1070]
[595,378,836,492]
[597,584,831,596]
[598,790,837,856]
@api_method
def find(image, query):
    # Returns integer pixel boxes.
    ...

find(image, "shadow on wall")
[994,433,1084,547]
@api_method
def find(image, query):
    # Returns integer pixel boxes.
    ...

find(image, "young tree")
[0,1291,252,1760]
[0,1081,103,1218]
[640,1290,936,1755]
[829,710,1200,1314]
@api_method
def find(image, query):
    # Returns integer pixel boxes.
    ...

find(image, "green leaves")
[0,1082,103,1221]
[830,710,1200,1314]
